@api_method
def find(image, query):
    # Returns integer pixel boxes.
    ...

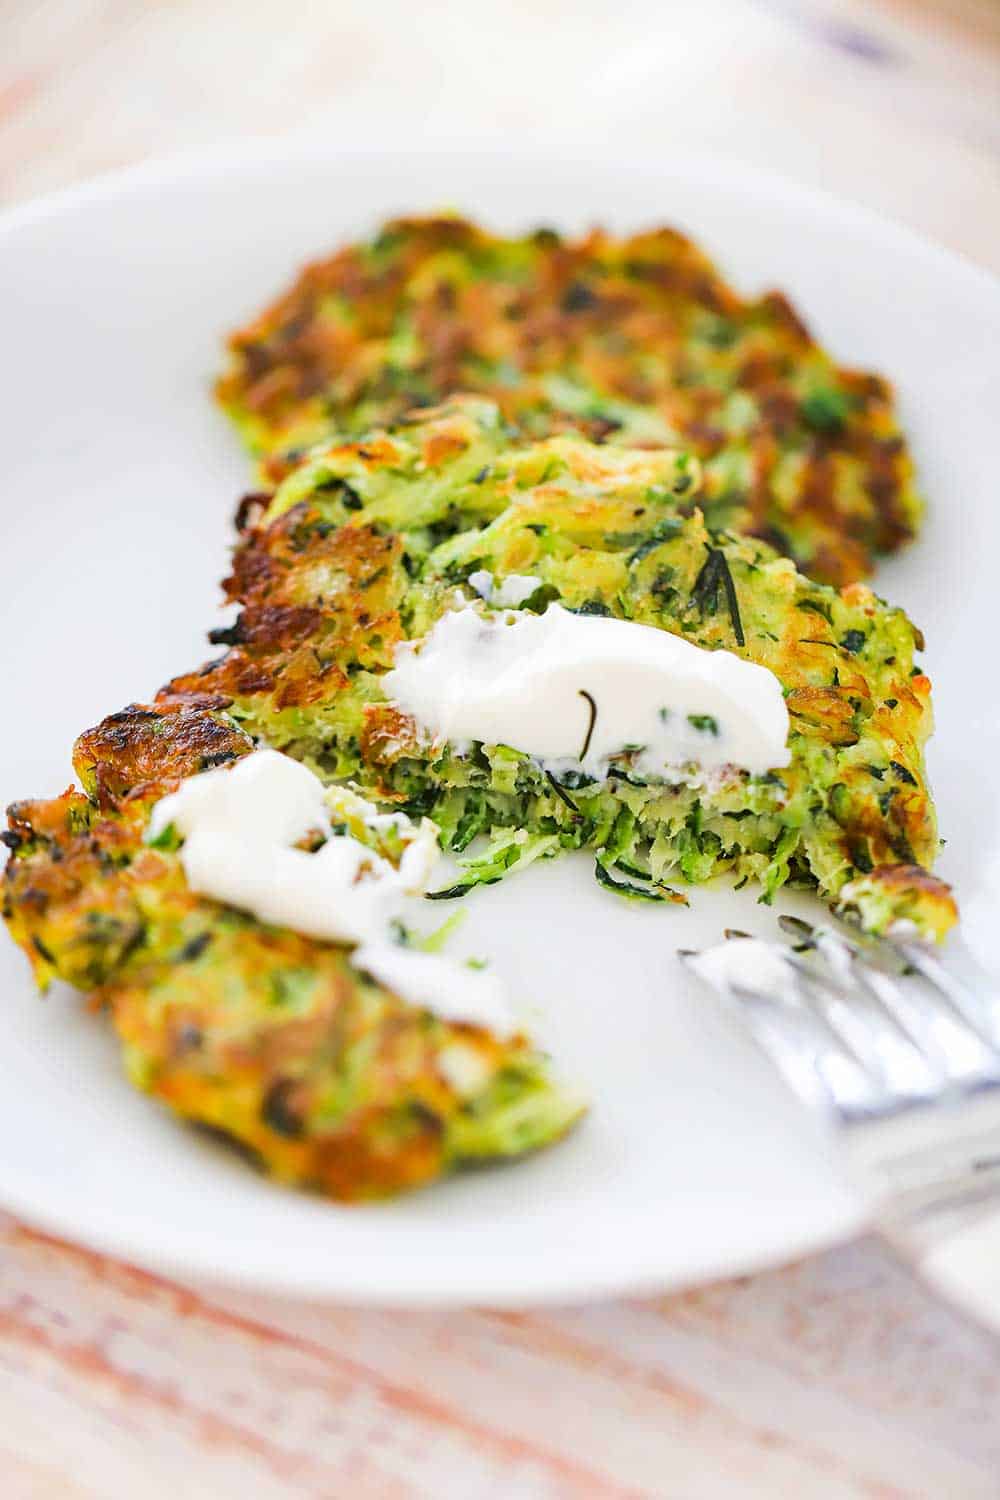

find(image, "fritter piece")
[165,400,955,940]
[2,703,582,1199]
[217,215,922,585]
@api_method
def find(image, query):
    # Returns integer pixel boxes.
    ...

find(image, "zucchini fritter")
[2,702,582,1199]
[166,399,955,939]
[217,215,922,586]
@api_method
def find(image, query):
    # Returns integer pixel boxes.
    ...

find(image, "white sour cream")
[148,750,402,945]
[146,750,515,1035]
[353,944,515,1037]
[382,604,790,779]
[467,570,544,608]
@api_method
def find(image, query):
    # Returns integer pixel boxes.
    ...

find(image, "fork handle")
[847,1087,1000,1232]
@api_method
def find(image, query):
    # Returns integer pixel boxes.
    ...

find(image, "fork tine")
[775,924,910,1064]
[893,939,1000,1050]
[738,990,864,1118]
[790,935,941,1098]
[813,927,947,1085]
[679,948,831,1112]
[846,960,951,1087]
[779,914,815,943]
[685,926,1000,1233]
[811,924,1000,1086]
[681,941,882,1117]
[782,953,885,1075]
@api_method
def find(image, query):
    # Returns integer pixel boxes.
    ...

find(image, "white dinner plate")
[2,143,999,1307]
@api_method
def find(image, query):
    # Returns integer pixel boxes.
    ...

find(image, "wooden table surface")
[2,3,1000,1495]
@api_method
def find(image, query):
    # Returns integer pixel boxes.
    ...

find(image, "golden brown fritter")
[3,702,583,1198]
[217,216,922,585]
[164,399,954,936]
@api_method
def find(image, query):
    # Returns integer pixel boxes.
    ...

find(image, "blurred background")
[3,0,999,269]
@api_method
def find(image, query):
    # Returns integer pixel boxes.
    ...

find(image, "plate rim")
[0,138,996,1306]
[2,134,998,296]
[0,1154,866,1306]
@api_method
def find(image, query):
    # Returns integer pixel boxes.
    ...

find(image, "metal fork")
[681,919,1000,1254]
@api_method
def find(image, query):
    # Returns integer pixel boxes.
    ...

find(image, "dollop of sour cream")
[146,750,515,1036]
[467,570,544,608]
[383,604,790,779]
[352,943,513,1036]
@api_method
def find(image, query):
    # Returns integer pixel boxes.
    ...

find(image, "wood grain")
[2,1,998,269]
[0,1220,997,1497]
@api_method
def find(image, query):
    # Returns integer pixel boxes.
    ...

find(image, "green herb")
[424,882,481,901]
[702,317,738,350]
[562,281,598,313]
[269,968,317,1010]
[578,690,598,760]
[606,766,647,788]
[797,598,833,626]
[651,570,679,609]
[593,859,686,904]
[260,1080,304,1138]
[449,794,490,852]
[691,547,745,646]
[828,783,851,827]
[545,771,580,813]
[178,932,212,962]
[558,769,598,790]
[627,518,683,566]
[687,714,719,736]
[147,822,180,852]
[801,387,850,433]
[840,629,866,654]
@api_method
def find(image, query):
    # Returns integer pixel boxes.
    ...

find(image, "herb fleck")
[797,598,833,626]
[627,518,683,566]
[578,690,598,760]
[801,387,850,433]
[545,771,580,814]
[692,547,745,646]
